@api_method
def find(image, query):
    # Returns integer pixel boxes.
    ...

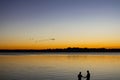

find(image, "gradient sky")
[0,0,120,49]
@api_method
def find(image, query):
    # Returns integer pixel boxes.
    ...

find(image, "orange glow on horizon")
[0,41,120,49]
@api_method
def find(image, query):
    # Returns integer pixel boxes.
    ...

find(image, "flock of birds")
[29,38,55,43]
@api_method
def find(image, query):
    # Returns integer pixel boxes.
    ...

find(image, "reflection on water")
[0,53,120,80]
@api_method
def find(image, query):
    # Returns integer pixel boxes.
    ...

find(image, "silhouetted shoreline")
[0,48,120,53]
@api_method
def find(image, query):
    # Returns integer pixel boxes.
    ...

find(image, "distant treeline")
[0,47,120,52]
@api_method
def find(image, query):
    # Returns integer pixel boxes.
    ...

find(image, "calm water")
[0,53,120,80]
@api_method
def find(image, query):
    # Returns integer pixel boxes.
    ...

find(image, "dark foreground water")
[0,53,120,80]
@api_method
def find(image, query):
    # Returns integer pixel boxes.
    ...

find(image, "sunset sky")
[0,0,120,49]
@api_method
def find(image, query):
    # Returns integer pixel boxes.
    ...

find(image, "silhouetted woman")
[78,72,83,80]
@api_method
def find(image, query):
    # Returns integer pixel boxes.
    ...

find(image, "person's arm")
[81,75,84,77]
[83,75,87,78]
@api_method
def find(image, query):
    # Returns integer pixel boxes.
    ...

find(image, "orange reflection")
[0,55,120,74]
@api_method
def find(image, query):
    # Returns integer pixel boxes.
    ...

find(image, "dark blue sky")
[1,0,120,22]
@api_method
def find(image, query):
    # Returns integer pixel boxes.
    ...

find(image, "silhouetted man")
[78,72,83,80]
[85,70,90,80]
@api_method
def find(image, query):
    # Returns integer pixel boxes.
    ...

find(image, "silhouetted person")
[78,72,83,80]
[85,70,90,80]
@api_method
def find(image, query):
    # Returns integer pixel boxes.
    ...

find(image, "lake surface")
[0,53,120,80]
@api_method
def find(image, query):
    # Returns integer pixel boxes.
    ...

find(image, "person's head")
[79,72,81,74]
[87,70,89,73]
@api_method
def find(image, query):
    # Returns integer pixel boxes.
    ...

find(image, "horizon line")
[0,47,120,50]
